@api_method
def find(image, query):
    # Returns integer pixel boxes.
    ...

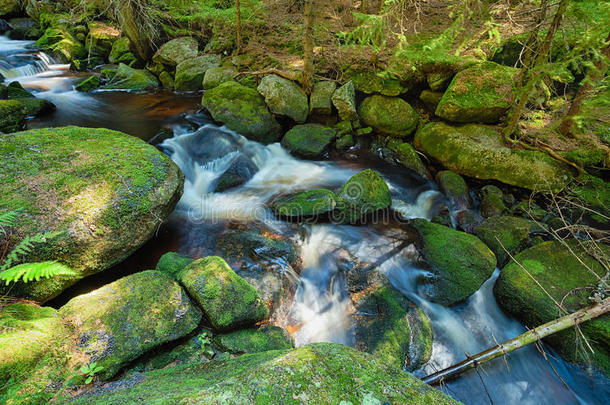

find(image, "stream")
[1,35,608,404]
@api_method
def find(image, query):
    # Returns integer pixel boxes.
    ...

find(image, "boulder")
[202,66,236,90]
[309,81,336,116]
[85,21,120,59]
[281,123,336,158]
[60,271,202,379]
[414,122,573,192]
[476,216,544,266]
[13,97,55,116]
[6,81,32,99]
[0,126,184,302]
[273,189,336,218]
[436,62,517,123]
[108,36,132,63]
[156,251,194,278]
[374,138,429,179]
[35,26,85,62]
[74,75,100,92]
[350,71,408,96]
[419,89,443,110]
[332,81,357,121]
[358,95,419,137]
[152,37,198,69]
[478,185,506,218]
[178,256,269,331]
[0,0,20,16]
[174,54,221,91]
[214,154,258,192]
[158,71,174,90]
[214,325,294,354]
[102,63,159,91]
[494,241,610,375]
[201,81,281,144]
[407,218,497,306]
[427,71,453,91]
[436,170,471,211]
[0,99,25,133]
[257,74,309,123]
[335,169,392,224]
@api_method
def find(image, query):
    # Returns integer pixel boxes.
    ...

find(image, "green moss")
[178,257,268,331]
[6,82,33,99]
[384,139,429,178]
[436,170,470,209]
[74,76,100,92]
[409,218,497,306]
[214,325,293,354]
[35,26,85,62]
[0,100,25,133]
[309,81,336,116]
[349,71,408,96]
[281,124,336,158]
[174,54,221,91]
[102,63,160,91]
[476,216,542,266]
[358,95,419,137]
[257,74,309,123]
[152,37,199,68]
[108,36,131,63]
[478,185,506,218]
[273,189,336,218]
[495,241,610,375]
[156,252,194,278]
[563,148,606,168]
[335,169,392,224]
[569,175,610,223]
[203,66,236,90]
[419,89,444,110]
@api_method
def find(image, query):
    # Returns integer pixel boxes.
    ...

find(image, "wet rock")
[74,75,101,92]
[85,21,120,59]
[407,218,497,306]
[152,37,198,69]
[257,74,309,123]
[375,138,429,179]
[281,123,336,159]
[0,126,184,302]
[419,89,443,110]
[214,154,258,192]
[454,209,483,234]
[60,271,202,379]
[7,17,39,40]
[178,256,269,331]
[73,343,458,404]
[436,170,472,211]
[0,18,12,33]
[202,66,236,90]
[350,71,408,96]
[332,81,358,121]
[414,122,573,192]
[335,169,392,224]
[273,189,337,219]
[174,54,221,91]
[156,251,194,278]
[495,241,610,376]
[6,81,32,99]
[309,81,336,116]
[358,95,419,137]
[103,63,160,91]
[35,26,85,62]
[214,325,294,354]
[478,185,507,218]
[0,99,25,132]
[436,62,517,123]
[335,133,354,150]
[201,81,281,144]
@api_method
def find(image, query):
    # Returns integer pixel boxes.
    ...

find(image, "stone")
[214,154,258,192]
[85,21,120,59]
[332,81,357,121]
[309,81,336,116]
[152,37,198,69]
[74,75,100,92]
[350,71,408,96]
[35,26,85,62]
[427,71,453,91]
[156,252,194,278]
[257,74,309,123]
[435,170,472,211]
[281,123,336,159]
[358,95,419,137]
[108,36,132,64]
[375,138,429,179]
[273,189,336,218]
[102,63,160,91]
[174,54,221,91]
[202,66,236,90]
[0,99,25,132]
[478,185,506,218]
[214,325,294,354]
[13,97,55,117]
[419,89,443,110]
[335,169,392,224]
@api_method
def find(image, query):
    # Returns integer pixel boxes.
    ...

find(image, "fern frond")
[0,261,76,285]
[0,231,62,271]
[0,210,21,236]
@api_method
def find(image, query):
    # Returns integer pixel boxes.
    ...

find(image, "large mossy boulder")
[202,66,236,90]
[273,188,336,218]
[34,26,85,62]
[309,81,336,116]
[178,256,269,331]
[335,169,392,224]
[281,123,336,158]
[152,37,198,69]
[201,81,281,144]
[358,95,419,137]
[494,241,610,375]
[414,122,573,192]
[0,99,25,133]
[214,325,294,354]
[174,54,221,91]
[85,21,120,59]
[0,126,184,302]
[436,62,517,123]
[257,74,309,123]
[60,270,202,379]
[108,36,133,64]
[102,63,159,91]
[74,343,458,404]
[332,81,358,121]
[407,218,497,306]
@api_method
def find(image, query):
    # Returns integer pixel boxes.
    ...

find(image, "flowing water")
[2,35,609,404]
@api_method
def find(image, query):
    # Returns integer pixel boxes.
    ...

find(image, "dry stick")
[422,296,610,385]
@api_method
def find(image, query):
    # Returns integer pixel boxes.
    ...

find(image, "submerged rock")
[335,169,392,224]
[201,81,281,144]
[73,343,458,404]
[407,218,497,306]
[332,81,358,121]
[358,95,419,137]
[414,122,573,192]
[214,154,258,192]
[178,256,269,331]
[214,325,294,354]
[0,99,25,132]
[0,126,184,302]
[273,189,337,218]
[102,63,159,91]
[494,241,610,375]
[152,37,198,69]
[174,54,221,91]
[281,123,336,158]
[257,74,309,123]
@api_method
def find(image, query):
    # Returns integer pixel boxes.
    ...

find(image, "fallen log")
[422,297,610,385]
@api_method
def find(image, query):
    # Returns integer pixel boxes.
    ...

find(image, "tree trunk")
[422,297,610,386]
[303,0,315,94]
[559,31,610,137]
[504,0,569,140]
[235,0,243,55]
[117,1,151,61]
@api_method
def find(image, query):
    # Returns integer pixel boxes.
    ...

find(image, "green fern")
[0,231,61,272]
[0,261,75,285]
[0,210,20,237]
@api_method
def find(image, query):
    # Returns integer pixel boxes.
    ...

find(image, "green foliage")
[338,13,387,52]
[79,362,104,385]
[0,231,61,272]
[0,210,20,237]
[0,262,75,286]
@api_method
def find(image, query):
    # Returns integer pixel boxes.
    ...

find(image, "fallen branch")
[422,297,610,385]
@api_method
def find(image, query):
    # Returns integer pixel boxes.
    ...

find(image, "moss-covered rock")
[427,71,453,91]
[478,185,507,218]
[358,95,419,137]
[102,63,159,91]
[0,0,21,17]
[374,138,429,179]
[178,256,268,331]
[350,71,408,96]
[108,36,132,64]
[5,81,32,99]
[202,66,236,90]
[74,75,100,92]
[335,169,392,224]
[476,216,544,266]
[436,62,517,123]
[13,97,55,117]
[174,54,221,91]
[85,21,120,59]
[414,122,573,192]
[407,218,497,306]
[436,170,471,211]
[60,270,202,379]
[214,325,293,354]
[152,37,198,69]
[309,81,336,116]
[420,89,443,110]
[569,175,610,224]
[0,126,183,302]
[156,251,194,278]
[201,81,281,144]
[273,189,336,218]
[35,26,85,62]
[74,343,458,404]
[257,74,309,123]
[0,100,25,132]
[281,123,336,158]
[494,241,610,375]
[332,81,357,121]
